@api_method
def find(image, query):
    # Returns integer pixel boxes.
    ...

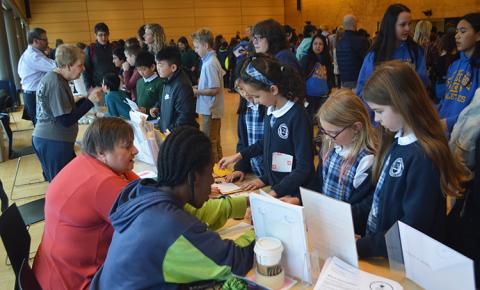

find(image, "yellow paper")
[213,163,233,177]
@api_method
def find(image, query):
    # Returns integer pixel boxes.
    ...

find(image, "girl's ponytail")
[279,64,305,104]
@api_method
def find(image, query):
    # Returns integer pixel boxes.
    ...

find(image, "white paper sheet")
[125,98,139,111]
[300,187,358,268]
[314,256,403,290]
[398,221,475,290]
[212,183,242,194]
[129,111,160,165]
[249,193,312,283]
[217,222,253,240]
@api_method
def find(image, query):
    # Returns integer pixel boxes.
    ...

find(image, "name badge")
[272,152,293,173]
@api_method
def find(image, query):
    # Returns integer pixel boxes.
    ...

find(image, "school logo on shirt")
[164,94,170,100]
[389,158,404,177]
[278,123,289,139]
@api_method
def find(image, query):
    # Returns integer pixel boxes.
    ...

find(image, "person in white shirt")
[18,27,56,125]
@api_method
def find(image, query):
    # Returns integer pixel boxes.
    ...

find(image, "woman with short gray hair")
[32,44,102,181]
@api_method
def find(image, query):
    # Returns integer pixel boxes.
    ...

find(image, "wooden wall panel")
[284,0,478,37]
[28,0,286,46]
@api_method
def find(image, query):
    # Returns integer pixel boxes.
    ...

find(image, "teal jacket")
[90,179,255,289]
[105,90,131,119]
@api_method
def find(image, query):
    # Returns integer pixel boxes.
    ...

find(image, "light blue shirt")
[196,51,225,118]
[18,45,57,91]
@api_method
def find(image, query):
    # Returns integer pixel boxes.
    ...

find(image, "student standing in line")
[83,22,116,89]
[112,47,126,77]
[299,32,335,121]
[356,4,428,99]
[135,51,164,116]
[122,45,142,101]
[102,73,131,120]
[252,18,301,72]
[191,28,225,162]
[149,46,198,134]
[437,13,480,134]
[177,36,200,84]
[224,78,266,183]
[310,89,377,234]
[219,54,314,204]
[357,61,470,258]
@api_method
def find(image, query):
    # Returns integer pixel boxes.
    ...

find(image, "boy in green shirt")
[135,51,163,115]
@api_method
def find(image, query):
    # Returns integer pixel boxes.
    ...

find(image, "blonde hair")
[145,23,166,55]
[413,20,432,46]
[317,89,378,181]
[55,44,84,67]
[191,28,214,47]
[363,60,470,197]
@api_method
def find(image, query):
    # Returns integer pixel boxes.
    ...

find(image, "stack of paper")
[314,256,403,290]
[212,183,243,195]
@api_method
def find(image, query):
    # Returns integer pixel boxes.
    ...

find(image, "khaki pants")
[200,115,223,162]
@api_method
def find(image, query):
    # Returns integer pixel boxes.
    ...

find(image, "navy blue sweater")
[240,102,314,198]
[356,136,447,258]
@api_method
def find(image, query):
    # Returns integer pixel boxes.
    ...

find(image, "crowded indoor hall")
[0,0,479,289]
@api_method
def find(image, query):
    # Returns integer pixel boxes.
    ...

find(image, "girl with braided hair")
[90,126,255,289]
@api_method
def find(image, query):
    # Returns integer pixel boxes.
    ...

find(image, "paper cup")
[254,237,284,267]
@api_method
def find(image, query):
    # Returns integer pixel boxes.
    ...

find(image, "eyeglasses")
[37,38,48,42]
[318,125,351,140]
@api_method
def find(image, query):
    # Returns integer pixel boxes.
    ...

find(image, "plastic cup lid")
[254,237,284,256]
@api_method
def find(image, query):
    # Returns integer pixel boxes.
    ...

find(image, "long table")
[132,162,421,289]
[220,218,421,290]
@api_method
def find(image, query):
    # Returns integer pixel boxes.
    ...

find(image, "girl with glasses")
[310,89,377,234]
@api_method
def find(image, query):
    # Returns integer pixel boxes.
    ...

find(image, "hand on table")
[240,178,265,191]
[225,171,245,183]
[279,195,300,205]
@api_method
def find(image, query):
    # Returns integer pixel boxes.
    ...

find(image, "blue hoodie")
[437,52,480,133]
[356,42,429,97]
[90,179,255,290]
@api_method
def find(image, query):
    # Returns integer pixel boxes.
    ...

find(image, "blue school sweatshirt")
[356,132,447,258]
[437,52,480,133]
[240,101,314,199]
[356,42,428,97]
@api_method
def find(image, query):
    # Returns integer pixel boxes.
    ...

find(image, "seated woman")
[90,126,255,289]
[33,117,139,290]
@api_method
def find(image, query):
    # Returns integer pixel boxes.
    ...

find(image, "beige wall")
[28,0,285,47]
[285,0,479,36]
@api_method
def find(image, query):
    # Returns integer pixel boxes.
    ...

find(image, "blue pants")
[23,91,37,125]
[32,136,76,182]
